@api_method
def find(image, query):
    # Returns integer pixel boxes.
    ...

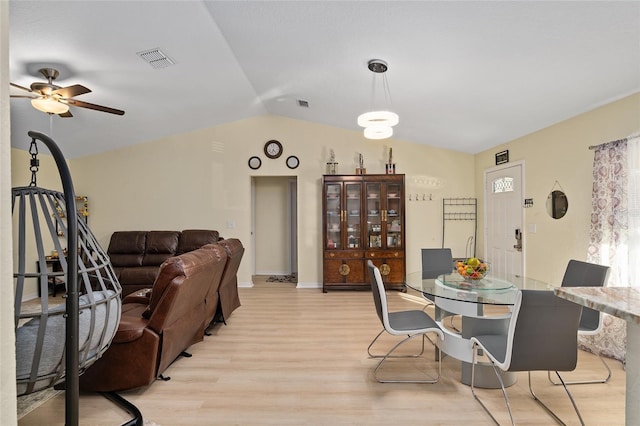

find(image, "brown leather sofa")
[214,239,244,324]
[107,229,220,296]
[80,243,230,392]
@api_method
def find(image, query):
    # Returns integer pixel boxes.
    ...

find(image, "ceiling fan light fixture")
[31,97,69,114]
[364,125,393,140]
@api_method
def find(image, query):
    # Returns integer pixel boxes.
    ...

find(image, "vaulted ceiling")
[8,1,640,159]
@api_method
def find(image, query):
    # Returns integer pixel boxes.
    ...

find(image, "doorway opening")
[251,176,298,286]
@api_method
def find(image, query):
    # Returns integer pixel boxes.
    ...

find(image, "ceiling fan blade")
[53,84,92,98]
[10,95,38,99]
[10,82,33,93]
[65,99,125,116]
[58,110,74,118]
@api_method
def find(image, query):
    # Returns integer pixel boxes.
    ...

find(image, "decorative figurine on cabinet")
[326,149,338,175]
[356,153,366,175]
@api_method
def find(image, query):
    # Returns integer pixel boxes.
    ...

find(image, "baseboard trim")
[296,282,322,289]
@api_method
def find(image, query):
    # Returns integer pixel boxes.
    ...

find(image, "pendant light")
[357,59,399,140]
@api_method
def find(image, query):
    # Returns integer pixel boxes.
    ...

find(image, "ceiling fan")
[10,68,125,117]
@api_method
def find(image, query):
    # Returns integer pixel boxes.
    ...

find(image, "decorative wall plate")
[286,155,299,169]
[248,156,261,170]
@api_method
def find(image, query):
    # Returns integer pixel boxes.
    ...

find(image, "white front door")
[484,162,524,277]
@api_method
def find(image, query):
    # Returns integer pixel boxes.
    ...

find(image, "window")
[492,177,514,193]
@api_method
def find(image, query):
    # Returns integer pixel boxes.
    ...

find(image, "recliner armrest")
[112,317,148,343]
[122,288,152,304]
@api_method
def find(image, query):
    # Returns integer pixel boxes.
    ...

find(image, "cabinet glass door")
[325,183,341,249]
[365,183,382,248]
[385,182,403,248]
[345,183,362,249]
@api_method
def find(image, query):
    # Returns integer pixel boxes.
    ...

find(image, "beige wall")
[67,115,476,287]
[474,92,640,285]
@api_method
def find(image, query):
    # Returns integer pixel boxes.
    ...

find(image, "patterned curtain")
[628,135,640,292]
[585,135,640,362]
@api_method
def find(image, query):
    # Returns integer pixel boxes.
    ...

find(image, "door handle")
[513,228,522,252]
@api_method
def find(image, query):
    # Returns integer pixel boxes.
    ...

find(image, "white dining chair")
[366,260,444,383]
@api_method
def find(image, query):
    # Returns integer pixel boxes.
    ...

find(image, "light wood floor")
[19,279,626,425]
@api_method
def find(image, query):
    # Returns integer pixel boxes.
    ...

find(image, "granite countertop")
[554,287,640,324]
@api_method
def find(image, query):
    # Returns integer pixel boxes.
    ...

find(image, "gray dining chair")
[367,260,444,383]
[421,248,454,280]
[549,259,611,385]
[470,290,585,426]
[421,248,456,329]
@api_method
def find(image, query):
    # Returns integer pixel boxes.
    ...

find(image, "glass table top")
[405,271,555,306]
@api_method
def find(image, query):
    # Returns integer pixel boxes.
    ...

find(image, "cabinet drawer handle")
[380,264,390,276]
[370,253,375,257]
[394,252,399,257]
[339,264,351,276]
[329,253,335,257]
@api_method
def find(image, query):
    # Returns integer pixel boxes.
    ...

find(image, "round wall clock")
[286,155,300,169]
[248,156,262,170]
[264,139,283,159]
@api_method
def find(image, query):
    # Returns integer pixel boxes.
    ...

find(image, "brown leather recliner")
[80,245,228,392]
[213,239,244,324]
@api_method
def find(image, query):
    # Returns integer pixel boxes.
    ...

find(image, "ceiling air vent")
[297,99,309,108]
[136,48,175,69]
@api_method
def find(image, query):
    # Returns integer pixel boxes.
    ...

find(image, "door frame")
[288,177,298,274]
[251,176,298,278]
[483,160,526,277]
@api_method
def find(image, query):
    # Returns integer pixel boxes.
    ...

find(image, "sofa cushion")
[108,231,147,267]
[16,290,119,395]
[142,231,180,266]
[119,266,159,286]
[176,229,219,255]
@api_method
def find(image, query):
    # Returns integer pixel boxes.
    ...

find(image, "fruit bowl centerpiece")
[456,258,489,281]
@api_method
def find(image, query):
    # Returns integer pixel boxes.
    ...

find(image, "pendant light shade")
[357,110,399,128]
[357,59,398,140]
[364,125,394,140]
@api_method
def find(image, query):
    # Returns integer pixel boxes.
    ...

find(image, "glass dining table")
[404,271,554,388]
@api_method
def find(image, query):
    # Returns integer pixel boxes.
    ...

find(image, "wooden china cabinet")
[322,174,405,292]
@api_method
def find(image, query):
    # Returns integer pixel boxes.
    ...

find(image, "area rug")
[266,273,297,283]
[17,388,62,419]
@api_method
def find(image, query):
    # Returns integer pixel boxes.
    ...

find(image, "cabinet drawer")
[369,258,405,284]
[323,258,365,284]
[365,250,404,259]
[324,250,363,259]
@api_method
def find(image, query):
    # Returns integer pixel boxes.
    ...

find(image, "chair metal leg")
[529,371,585,426]
[101,392,144,426]
[470,343,514,425]
[367,329,425,359]
[548,352,611,385]
[373,333,441,383]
